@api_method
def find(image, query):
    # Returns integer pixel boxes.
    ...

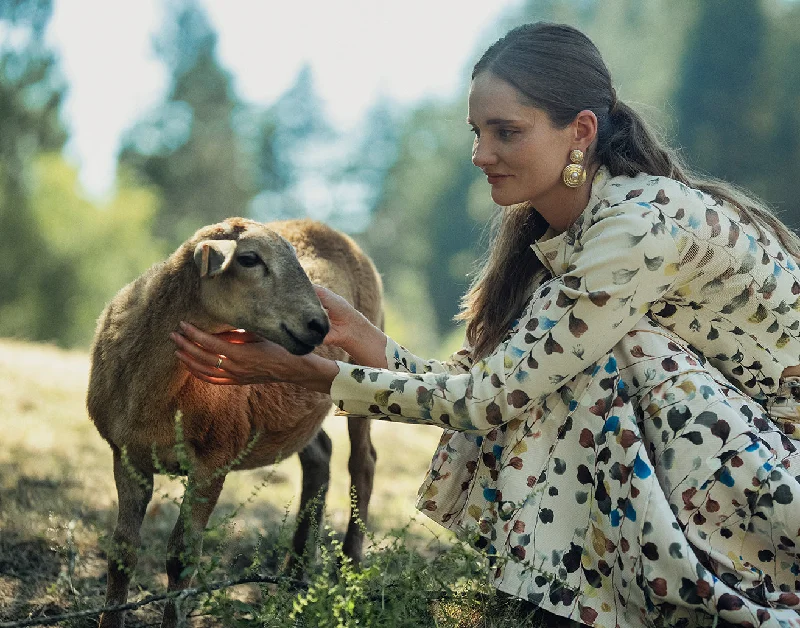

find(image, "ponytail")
[595,102,676,179]
[598,100,800,261]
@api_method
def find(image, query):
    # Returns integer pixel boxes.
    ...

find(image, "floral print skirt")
[417,318,800,627]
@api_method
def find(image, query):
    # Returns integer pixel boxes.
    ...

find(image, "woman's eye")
[236,253,261,268]
[498,129,516,140]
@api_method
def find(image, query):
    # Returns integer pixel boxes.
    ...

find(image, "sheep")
[86,217,383,628]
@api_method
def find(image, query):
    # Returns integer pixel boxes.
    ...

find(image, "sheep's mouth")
[280,324,316,355]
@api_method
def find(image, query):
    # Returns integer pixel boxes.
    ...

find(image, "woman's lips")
[486,174,509,185]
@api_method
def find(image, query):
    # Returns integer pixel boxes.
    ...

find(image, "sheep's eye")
[236,252,261,268]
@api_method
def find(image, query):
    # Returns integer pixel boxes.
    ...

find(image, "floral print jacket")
[331,167,800,430]
[328,168,800,625]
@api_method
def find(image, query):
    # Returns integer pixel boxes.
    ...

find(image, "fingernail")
[179,321,188,330]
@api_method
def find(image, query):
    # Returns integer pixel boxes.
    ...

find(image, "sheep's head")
[192,228,329,355]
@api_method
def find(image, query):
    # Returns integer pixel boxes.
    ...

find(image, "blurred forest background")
[2,0,800,356]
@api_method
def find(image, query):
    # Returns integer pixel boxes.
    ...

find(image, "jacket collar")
[530,166,612,274]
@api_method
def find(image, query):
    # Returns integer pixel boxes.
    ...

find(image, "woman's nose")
[471,138,496,168]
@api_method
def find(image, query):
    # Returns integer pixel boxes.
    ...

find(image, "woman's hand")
[313,285,364,351]
[313,285,389,368]
[170,322,339,393]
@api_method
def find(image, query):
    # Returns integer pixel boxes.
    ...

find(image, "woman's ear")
[573,109,598,149]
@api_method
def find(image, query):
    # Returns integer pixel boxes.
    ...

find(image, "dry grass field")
[0,338,456,626]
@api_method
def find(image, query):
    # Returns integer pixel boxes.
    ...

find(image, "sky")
[45,0,523,199]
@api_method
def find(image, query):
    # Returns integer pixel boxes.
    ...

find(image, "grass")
[0,338,567,627]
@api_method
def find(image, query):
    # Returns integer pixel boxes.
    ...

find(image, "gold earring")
[562,149,586,188]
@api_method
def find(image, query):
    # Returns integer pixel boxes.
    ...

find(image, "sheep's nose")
[307,316,329,344]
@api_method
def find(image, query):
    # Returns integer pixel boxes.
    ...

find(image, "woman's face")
[468,72,578,227]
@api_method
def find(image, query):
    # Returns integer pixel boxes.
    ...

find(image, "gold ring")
[216,356,223,369]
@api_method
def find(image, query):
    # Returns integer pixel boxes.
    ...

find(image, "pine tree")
[248,64,337,222]
[118,0,253,248]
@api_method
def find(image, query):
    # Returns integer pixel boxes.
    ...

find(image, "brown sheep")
[87,217,383,628]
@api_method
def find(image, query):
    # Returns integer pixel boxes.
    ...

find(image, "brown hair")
[460,22,800,359]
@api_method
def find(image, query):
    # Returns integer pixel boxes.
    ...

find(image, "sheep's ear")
[194,239,237,277]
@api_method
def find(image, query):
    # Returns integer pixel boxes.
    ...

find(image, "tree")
[329,95,400,234]
[361,101,484,350]
[118,0,253,249]
[28,155,165,346]
[248,67,401,234]
[0,0,72,343]
[674,0,769,191]
[248,64,332,222]
[758,0,800,228]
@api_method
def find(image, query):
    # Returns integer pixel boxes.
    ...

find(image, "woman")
[171,22,800,628]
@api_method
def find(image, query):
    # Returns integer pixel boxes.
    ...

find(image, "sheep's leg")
[287,428,332,574]
[161,470,225,628]
[342,417,376,565]
[99,450,154,628]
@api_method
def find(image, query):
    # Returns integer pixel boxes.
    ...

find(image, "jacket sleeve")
[331,203,680,433]
[385,337,474,375]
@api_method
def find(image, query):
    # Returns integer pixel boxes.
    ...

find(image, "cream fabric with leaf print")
[330,168,800,627]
